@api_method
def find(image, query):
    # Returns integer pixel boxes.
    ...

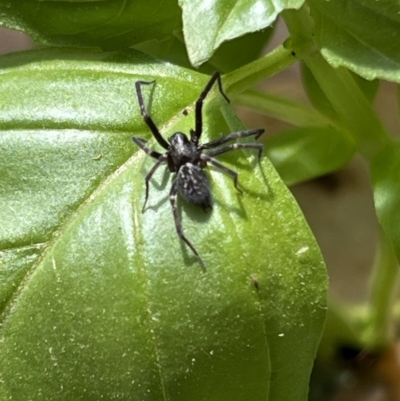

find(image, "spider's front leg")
[135,80,170,150]
[132,136,163,160]
[200,128,264,151]
[206,142,264,160]
[170,180,206,268]
[192,72,230,146]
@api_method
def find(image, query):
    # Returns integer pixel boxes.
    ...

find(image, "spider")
[132,72,264,267]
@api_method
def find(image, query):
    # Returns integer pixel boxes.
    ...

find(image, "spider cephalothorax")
[132,72,264,267]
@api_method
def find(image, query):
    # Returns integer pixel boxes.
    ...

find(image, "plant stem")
[224,44,297,96]
[364,227,399,349]
[234,89,330,128]
[303,53,388,159]
[283,5,388,160]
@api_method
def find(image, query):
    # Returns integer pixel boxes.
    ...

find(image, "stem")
[302,53,388,159]
[283,6,388,160]
[234,89,331,128]
[224,44,297,96]
[282,6,316,56]
[364,227,399,349]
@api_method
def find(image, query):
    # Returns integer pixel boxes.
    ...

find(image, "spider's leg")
[201,154,243,194]
[206,143,264,160]
[170,180,206,268]
[192,72,230,146]
[200,128,264,150]
[142,154,168,212]
[135,80,170,150]
[132,136,163,160]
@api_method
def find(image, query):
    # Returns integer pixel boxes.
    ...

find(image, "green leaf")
[363,227,399,349]
[136,28,273,74]
[0,48,327,401]
[207,28,274,73]
[308,0,400,82]
[371,141,400,262]
[301,63,379,122]
[179,0,305,67]
[317,303,363,363]
[300,51,388,159]
[235,89,330,128]
[351,73,380,104]
[0,0,180,49]
[264,127,356,186]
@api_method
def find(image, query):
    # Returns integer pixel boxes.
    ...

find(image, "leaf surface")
[0,48,327,401]
[308,0,400,82]
[265,126,356,186]
[372,141,400,262]
[0,0,180,49]
[179,0,304,66]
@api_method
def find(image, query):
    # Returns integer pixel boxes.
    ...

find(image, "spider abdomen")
[177,163,212,211]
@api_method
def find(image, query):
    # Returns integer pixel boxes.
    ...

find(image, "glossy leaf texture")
[308,0,400,82]
[179,0,304,67]
[0,48,327,401]
[0,0,180,49]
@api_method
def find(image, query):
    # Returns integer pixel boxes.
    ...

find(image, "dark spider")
[132,72,264,267]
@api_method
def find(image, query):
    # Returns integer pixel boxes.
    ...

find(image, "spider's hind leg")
[170,180,206,268]
[201,154,243,194]
[141,154,168,212]
[132,137,169,212]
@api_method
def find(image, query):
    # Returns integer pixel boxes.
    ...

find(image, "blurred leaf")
[264,126,356,186]
[179,0,304,67]
[134,35,194,70]
[301,62,338,122]
[300,52,387,159]
[0,0,180,49]
[136,28,273,73]
[235,89,330,128]
[301,63,379,122]
[351,73,380,104]
[317,303,366,363]
[372,141,400,263]
[363,227,399,349]
[0,48,327,401]
[308,0,400,82]
[207,28,273,72]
